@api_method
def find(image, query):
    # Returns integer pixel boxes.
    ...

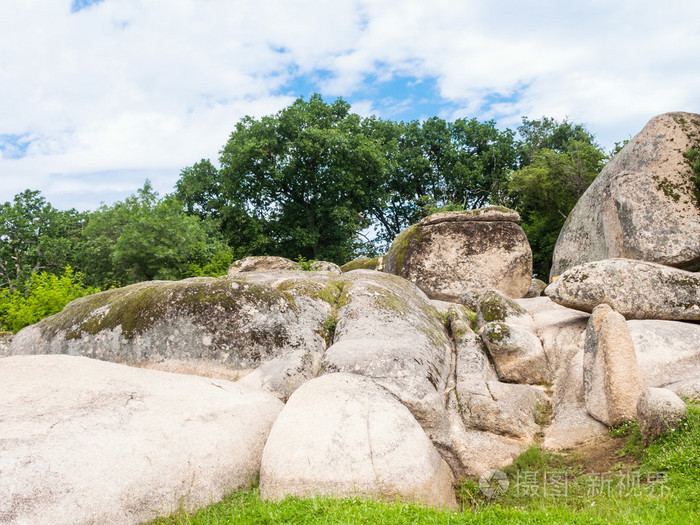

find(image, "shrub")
[0,267,100,333]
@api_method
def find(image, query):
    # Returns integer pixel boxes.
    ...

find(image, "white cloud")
[1,0,699,209]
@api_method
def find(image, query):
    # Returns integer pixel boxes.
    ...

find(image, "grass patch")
[147,402,700,525]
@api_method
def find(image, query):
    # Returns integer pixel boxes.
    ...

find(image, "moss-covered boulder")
[340,255,385,272]
[7,275,333,384]
[383,207,532,301]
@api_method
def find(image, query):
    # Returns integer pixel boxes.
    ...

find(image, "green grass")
[148,402,700,525]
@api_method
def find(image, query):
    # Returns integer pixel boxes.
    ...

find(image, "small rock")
[480,322,550,384]
[637,387,687,441]
[228,255,297,274]
[525,278,547,298]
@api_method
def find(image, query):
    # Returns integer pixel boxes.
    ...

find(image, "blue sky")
[1,0,699,211]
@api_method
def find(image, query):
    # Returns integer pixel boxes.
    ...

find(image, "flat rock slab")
[551,112,700,278]
[259,373,457,510]
[383,207,532,301]
[0,354,283,525]
[545,258,700,320]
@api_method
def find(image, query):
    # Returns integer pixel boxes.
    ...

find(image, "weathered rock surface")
[477,289,534,331]
[457,379,548,439]
[5,275,332,386]
[525,278,547,298]
[383,207,532,301]
[480,322,550,384]
[340,256,385,272]
[545,258,700,320]
[628,320,700,391]
[584,305,644,426]
[514,297,607,449]
[637,387,687,441]
[228,255,298,274]
[0,354,283,525]
[259,373,457,510]
[551,112,700,278]
[321,270,452,433]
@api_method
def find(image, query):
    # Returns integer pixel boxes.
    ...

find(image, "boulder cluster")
[2,112,699,524]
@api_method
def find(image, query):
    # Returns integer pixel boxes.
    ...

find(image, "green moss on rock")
[44,277,297,341]
[478,290,526,323]
[340,257,380,272]
[386,224,423,276]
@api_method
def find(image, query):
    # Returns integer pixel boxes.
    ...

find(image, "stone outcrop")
[551,112,700,279]
[583,305,644,426]
[525,278,547,298]
[637,387,687,442]
[321,271,452,431]
[6,275,333,386]
[383,207,532,301]
[228,255,298,274]
[628,320,700,393]
[545,258,700,320]
[259,373,457,509]
[0,354,283,525]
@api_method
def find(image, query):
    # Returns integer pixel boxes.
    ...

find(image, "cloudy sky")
[1,0,699,211]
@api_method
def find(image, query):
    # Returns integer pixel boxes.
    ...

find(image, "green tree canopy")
[510,118,607,278]
[217,94,389,263]
[0,190,85,291]
[80,181,228,286]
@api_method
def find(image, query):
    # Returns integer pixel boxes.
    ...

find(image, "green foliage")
[80,181,229,287]
[510,118,607,278]
[294,255,315,271]
[0,190,85,291]
[0,267,99,333]
[217,94,389,264]
[368,117,519,249]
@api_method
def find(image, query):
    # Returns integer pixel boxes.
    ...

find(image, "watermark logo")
[478,469,509,498]
[476,469,668,500]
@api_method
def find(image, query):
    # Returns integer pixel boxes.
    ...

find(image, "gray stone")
[480,322,550,384]
[637,387,687,441]
[584,305,644,426]
[259,373,458,510]
[383,207,532,301]
[477,289,534,330]
[551,112,700,279]
[457,380,548,439]
[525,278,547,298]
[321,271,452,432]
[228,255,297,274]
[340,256,385,272]
[545,258,700,320]
[628,319,700,391]
[5,275,332,382]
[0,354,283,525]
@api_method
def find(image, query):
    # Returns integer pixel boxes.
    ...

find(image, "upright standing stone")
[584,305,644,426]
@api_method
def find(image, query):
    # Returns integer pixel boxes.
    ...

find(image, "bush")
[0,267,100,333]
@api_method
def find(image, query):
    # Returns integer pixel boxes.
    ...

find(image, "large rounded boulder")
[259,373,458,510]
[0,355,283,525]
[551,112,700,279]
[383,207,533,300]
